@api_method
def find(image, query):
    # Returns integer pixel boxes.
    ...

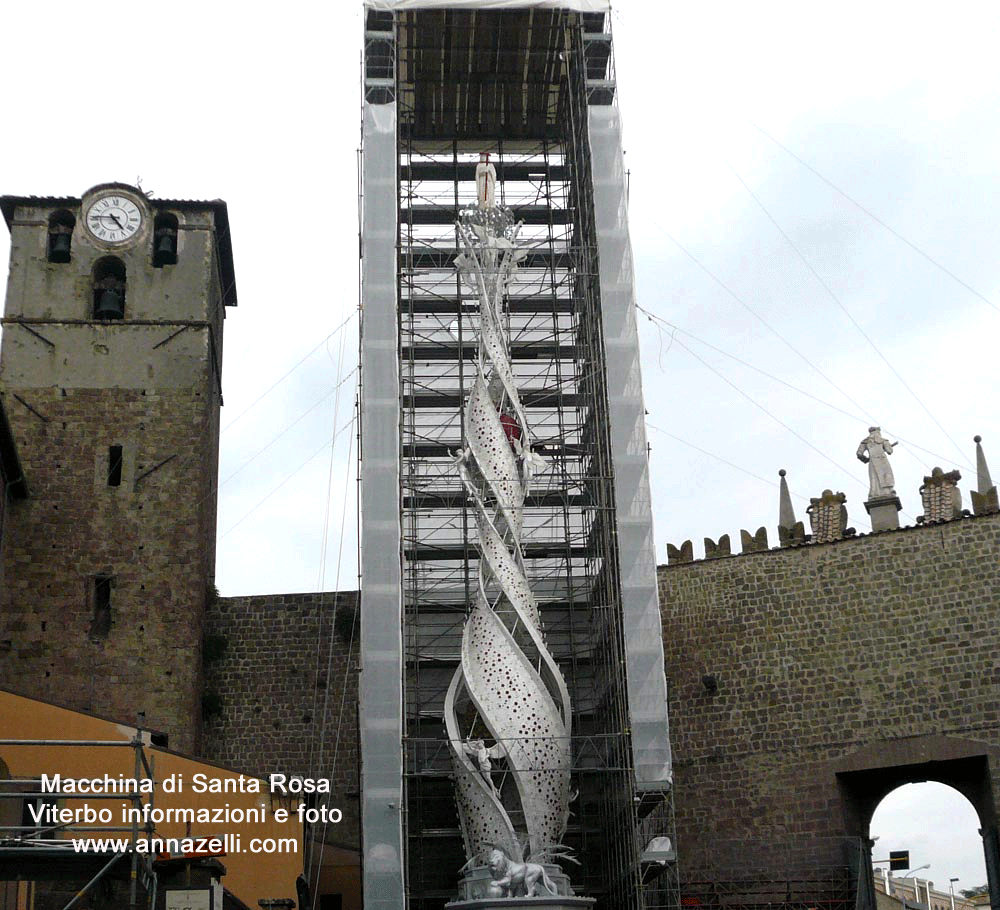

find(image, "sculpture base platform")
[446,899,595,910]
[447,865,594,910]
[864,494,902,531]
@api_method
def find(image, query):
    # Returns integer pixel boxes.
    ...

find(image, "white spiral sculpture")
[445,191,573,873]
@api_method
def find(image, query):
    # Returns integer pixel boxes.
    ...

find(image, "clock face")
[85,194,143,244]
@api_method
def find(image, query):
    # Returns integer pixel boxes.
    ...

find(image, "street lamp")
[950,877,959,910]
[900,865,931,909]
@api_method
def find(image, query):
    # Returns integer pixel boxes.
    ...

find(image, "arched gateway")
[837,736,1000,910]
[658,510,1000,910]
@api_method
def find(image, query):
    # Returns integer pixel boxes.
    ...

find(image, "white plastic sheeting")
[359,101,406,908]
[588,105,673,790]
[365,0,609,11]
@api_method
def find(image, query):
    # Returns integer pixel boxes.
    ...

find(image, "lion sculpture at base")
[488,848,559,898]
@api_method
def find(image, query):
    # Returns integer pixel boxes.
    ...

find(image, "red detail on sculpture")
[500,414,522,446]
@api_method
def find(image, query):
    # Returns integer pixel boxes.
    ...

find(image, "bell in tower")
[47,210,75,263]
[92,258,126,320]
[93,282,125,320]
[153,213,179,267]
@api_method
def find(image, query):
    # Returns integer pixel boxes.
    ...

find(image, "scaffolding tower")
[359,4,676,909]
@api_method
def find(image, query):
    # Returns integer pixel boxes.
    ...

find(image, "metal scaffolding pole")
[360,5,675,908]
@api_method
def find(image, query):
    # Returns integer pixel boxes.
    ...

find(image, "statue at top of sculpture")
[857,426,898,499]
[475,152,496,208]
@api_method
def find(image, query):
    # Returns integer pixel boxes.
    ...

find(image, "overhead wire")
[219,370,356,489]
[306,56,366,889]
[644,214,884,428]
[221,310,357,434]
[308,390,360,903]
[636,304,962,471]
[720,154,971,469]
[639,310,930,527]
[646,421,810,504]
[665,329,867,495]
[745,116,1000,317]
[305,303,357,888]
[638,304,863,420]
[218,416,354,539]
[174,358,355,544]
[319,328,355,589]
[640,218,953,522]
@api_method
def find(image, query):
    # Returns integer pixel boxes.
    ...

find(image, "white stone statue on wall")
[857,427,897,499]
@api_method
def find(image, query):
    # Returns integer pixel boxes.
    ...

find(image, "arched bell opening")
[92,256,126,320]
[152,212,178,268]
[47,209,75,263]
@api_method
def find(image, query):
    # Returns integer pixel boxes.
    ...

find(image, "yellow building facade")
[0,689,303,908]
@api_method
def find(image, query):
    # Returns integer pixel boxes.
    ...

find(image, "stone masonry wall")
[203,591,360,848]
[657,513,1000,881]
[0,386,218,755]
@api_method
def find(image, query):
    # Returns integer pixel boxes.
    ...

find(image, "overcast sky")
[2,0,995,891]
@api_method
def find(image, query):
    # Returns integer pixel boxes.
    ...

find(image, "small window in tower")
[152,213,178,267]
[92,257,126,320]
[108,445,123,487]
[90,576,113,640]
[47,210,75,263]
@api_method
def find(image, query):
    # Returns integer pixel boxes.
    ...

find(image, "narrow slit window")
[108,445,123,487]
[90,576,112,639]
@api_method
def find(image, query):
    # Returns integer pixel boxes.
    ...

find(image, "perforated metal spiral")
[444,205,573,866]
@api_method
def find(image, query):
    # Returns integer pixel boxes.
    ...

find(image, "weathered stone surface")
[919,467,962,523]
[864,494,902,532]
[740,527,768,554]
[777,521,807,547]
[203,591,361,848]
[0,387,219,754]
[856,427,896,498]
[657,512,1000,880]
[0,190,228,755]
[972,438,998,516]
[667,540,693,565]
[971,487,999,516]
[704,534,730,559]
[807,490,847,543]
[777,469,796,531]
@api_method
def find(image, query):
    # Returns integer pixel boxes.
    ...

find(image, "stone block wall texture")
[0,386,218,755]
[203,591,361,848]
[657,513,1000,881]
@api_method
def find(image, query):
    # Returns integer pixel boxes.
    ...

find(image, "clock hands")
[90,211,129,234]
[86,197,141,241]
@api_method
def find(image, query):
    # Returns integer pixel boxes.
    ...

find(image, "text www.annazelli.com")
[71,836,298,854]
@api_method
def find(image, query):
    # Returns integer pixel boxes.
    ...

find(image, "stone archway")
[834,736,1000,910]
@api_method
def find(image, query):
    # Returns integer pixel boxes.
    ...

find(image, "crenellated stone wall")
[657,511,1000,881]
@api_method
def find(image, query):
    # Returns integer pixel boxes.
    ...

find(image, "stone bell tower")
[0,183,236,753]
